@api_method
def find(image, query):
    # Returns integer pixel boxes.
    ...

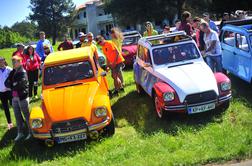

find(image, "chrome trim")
[32,117,110,139]
[219,94,232,103]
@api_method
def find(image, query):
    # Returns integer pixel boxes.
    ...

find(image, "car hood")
[43,82,98,122]
[155,62,219,102]
[122,45,137,56]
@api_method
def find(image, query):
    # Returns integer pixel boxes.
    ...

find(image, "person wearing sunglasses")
[96,35,125,96]
[57,35,74,51]
[5,56,31,142]
[81,32,99,60]
[143,21,158,37]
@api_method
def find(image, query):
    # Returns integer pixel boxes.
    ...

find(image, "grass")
[0,47,252,165]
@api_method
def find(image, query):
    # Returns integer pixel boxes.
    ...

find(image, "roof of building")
[44,47,93,66]
[76,0,102,10]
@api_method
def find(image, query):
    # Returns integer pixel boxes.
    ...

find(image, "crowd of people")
[0,9,248,142]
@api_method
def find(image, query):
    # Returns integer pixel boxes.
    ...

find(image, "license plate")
[56,133,87,144]
[188,103,215,114]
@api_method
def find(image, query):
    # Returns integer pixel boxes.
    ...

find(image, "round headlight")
[95,107,107,118]
[163,92,175,102]
[221,82,231,91]
[31,119,43,129]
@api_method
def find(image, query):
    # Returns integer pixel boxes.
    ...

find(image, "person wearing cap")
[12,43,25,58]
[76,32,86,48]
[23,45,41,100]
[5,56,31,141]
[57,35,74,51]
[0,57,13,130]
[203,12,219,33]
[179,11,193,36]
[96,35,125,96]
[200,22,222,72]
[36,31,54,62]
[143,22,158,37]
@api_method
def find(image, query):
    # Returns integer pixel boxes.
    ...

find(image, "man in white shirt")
[200,22,222,72]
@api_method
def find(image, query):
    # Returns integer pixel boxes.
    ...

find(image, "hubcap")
[155,96,162,118]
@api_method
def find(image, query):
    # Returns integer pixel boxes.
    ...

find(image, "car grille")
[52,118,87,134]
[185,91,217,105]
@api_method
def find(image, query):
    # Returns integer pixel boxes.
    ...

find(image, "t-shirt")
[36,39,53,59]
[143,30,158,37]
[179,21,193,36]
[112,38,123,53]
[58,41,74,51]
[0,66,12,92]
[204,30,222,56]
[101,41,124,65]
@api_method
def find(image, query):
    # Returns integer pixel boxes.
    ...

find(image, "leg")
[33,69,39,96]
[214,56,223,72]
[19,98,30,133]
[0,92,12,124]
[27,71,34,98]
[12,98,24,134]
[206,56,214,72]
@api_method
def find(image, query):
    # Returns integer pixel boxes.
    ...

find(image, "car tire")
[219,100,230,110]
[136,83,144,95]
[153,93,167,119]
[103,116,115,137]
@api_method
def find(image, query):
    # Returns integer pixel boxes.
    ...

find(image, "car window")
[137,45,144,61]
[123,36,140,45]
[44,61,94,86]
[236,33,249,52]
[223,31,235,47]
[152,43,200,65]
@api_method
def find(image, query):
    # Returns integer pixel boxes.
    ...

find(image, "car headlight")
[95,107,107,118]
[221,82,231,91]
[163,92,175,102]
[31,119,43,129]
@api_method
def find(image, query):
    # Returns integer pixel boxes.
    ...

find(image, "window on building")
[83,11,86,18]
[77,14,80,20]
[75,29,78,38]
[105,24,113,34]
[236,33,249,52]
[81,28,86,33]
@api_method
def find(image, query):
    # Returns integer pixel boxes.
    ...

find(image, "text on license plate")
[188,103,215,114]
[57,133,87,144]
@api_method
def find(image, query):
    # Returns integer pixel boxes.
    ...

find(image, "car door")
[234,33,251,82]
[221,30,237,73]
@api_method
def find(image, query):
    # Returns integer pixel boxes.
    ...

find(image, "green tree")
[11,20,37,39]
[29,0,75,45]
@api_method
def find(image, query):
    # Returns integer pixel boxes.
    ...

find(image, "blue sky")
[0,0,86,27]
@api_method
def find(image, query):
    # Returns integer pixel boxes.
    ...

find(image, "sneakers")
[14,133,24,142]
[7,123,13,130]
[25,133,32,141]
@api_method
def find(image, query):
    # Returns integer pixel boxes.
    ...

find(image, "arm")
[206,40,217,53]
[12,72,28,91]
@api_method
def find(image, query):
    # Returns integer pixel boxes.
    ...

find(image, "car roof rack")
[223,19,252,26]
[123,31,141,36]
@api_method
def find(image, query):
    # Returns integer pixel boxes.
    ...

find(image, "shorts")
[111,63,125,75]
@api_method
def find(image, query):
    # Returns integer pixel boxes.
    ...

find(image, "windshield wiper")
[168,62,194,68]
[55,83,83,89]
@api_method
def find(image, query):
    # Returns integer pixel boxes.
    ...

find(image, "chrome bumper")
[164,94,232,111]
[32,117,110,139]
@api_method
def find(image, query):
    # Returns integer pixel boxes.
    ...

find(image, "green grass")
[0,47,252,165]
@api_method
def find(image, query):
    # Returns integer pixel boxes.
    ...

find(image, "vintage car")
[133,31,232,118]
[220,19,252,83]
[122,31,142,66]
[29,47,115,146]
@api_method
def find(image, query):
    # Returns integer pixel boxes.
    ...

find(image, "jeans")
[0,91,12,123]
[205,55,222,72]
[27,69,39,97]
[12,97,30,134]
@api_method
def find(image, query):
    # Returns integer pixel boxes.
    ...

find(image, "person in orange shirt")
[96,35,125,96]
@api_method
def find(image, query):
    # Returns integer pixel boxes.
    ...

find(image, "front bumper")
[32,117,110,139]
[163,94,232,112]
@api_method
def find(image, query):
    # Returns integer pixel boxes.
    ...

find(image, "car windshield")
[152,43,200,65]
[123,36,140,45]
[44,61,94,86]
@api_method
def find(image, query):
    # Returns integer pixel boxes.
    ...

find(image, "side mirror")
[143,62,152,68]
[100,71,107,77]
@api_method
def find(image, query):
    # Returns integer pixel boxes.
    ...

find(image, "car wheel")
[103,116,115,137]
[154,93,166,119]
[219,100,230,110]
[136,83,144,95]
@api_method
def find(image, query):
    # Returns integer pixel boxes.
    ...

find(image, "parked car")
[133,31,232,118]
[220,19,252,83]
[29,47,115,146]
[122,31,142,66]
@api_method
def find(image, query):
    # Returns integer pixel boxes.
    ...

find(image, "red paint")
[122,45,137,65]
[214,72,232,96]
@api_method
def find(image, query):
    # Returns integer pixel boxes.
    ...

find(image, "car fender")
[30,106,45,120]
[214,72,231,96]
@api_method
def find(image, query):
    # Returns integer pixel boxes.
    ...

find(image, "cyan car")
[220,19,252,83]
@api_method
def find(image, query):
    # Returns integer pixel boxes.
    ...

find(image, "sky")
[0,0,87,27]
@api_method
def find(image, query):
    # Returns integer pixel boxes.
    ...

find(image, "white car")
[133,31,232,118]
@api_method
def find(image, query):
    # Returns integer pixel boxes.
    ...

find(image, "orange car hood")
[43,82,98,122]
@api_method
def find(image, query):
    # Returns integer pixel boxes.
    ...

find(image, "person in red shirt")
[57,35,74,51]
[179,11,193,36]
[12,43,25,66]
[192,17,201,48]
[23,45,41,100]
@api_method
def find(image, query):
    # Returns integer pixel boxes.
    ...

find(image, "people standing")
[23,46,41,100]
[12,43,25,58]
[143,21,158,37]
[36,31,53,62]
[76,32,86,48]
[203,12,219,33]
[0,57,13,130]
[57,35,74,51]
[162,25,170,34]
[220,12,230,30]
[192,17,201,48]
[96,35,125,96]
[179,11,193,36]
[81,32,99,59]
[5,56,31,141]
[200,22,222,72]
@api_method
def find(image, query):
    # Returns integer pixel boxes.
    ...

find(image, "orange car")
[29,47,115,146]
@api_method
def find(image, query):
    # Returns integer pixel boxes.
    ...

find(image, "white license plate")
[57,133,87,144]
[188,103,215,114]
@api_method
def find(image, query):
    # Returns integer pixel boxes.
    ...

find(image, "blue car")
[220,19,252,83]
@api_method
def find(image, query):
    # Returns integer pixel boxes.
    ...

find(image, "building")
[71,0,114,39]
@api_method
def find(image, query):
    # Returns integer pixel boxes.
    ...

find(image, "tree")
[29,0,75,45]
[11,20,37,39]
